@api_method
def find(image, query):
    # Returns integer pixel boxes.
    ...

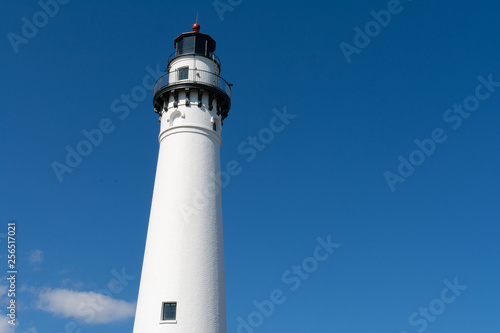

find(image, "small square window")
[178,67,188,80]
[162,302,177,321]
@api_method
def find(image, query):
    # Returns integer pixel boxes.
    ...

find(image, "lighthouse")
[133,23,231,333]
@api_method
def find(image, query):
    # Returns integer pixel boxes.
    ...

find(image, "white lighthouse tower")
[133,23,231,333]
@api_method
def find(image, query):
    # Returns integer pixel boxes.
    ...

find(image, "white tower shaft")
[133,24,231,333]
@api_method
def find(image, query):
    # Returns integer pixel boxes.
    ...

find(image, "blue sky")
[1,0,499,332]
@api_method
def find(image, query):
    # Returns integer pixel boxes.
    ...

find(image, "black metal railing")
[167,49,221,68]
[154,68,231,98]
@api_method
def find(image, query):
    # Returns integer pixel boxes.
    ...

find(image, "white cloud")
[29,250,43,266]
[0,322,38,333]
[0,283,16,333]
[59,278,84,290]
[0,319,16,333]
[37,289,136,324]
[0,284,7,298]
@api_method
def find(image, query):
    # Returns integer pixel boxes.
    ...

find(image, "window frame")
[160,302,177,324]
[177,66,189,81]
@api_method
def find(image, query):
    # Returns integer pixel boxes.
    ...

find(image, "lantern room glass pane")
[195,37,206,55]
[178,36,194,55]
